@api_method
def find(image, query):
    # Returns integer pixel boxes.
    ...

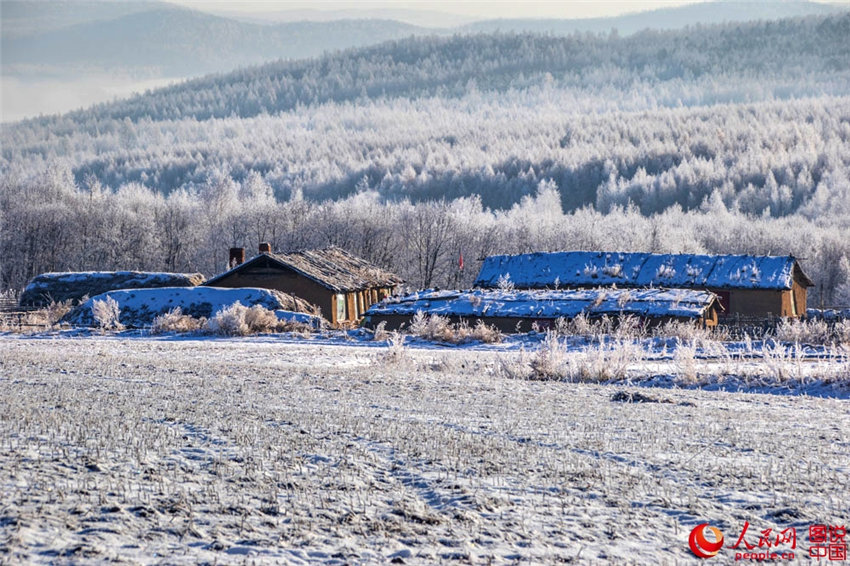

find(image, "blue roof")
[474,252,812,291]
[366,288,720,321]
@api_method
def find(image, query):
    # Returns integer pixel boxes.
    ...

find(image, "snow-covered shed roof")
[474,252,813,291]
[366,288,721,321]
[205,246,403,293]
[20,271,206,307]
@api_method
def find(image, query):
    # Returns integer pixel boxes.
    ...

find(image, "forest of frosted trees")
[1,13,850,304]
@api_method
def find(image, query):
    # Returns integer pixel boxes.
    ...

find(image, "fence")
[0,289,46,329]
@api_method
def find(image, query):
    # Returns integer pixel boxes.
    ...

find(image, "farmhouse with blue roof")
[474,252,814,319]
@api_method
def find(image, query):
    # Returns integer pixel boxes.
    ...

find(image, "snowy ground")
[0,335,848,564]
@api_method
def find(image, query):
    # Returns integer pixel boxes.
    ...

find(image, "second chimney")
[259,242,272,254]
[229,247,245,268]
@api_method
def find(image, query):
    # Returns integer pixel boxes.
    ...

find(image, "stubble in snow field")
[0,336,847,564]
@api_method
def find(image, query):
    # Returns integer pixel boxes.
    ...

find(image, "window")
[336,294,346,322]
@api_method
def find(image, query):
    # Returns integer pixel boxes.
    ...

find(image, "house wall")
[717,288,787,318]
[364,313,710,333]
[209,265,336,322]
[694,286,807,319]
[792,280,807,316]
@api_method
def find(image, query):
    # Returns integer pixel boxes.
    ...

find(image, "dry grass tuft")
[151,308,205,334]
[529,331,566,380]
[372,321,390,342]
[776,318,832,345]
[380,331,409,365]
[205,302,314,336]
[407,312,502,344]
[92,296,124,331]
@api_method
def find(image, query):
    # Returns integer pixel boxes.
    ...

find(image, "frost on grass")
[205,302,313,336]
[774,317,850,345]
[150,307,205,334]
[91,296,124,331]
[407,312,502,344]
[0,337,847,564]
[511,324,850,391]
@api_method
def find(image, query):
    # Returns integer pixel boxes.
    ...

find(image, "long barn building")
[474,251,813,319]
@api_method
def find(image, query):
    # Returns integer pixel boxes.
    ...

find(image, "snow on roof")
[366,288,720,321]
[63,286,317,327]
[205,247,403,292]
[20,271,205,307]
[474,251,813,291]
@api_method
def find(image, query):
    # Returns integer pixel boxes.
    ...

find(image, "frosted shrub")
[613,315,645,340]
[409,312,454,342]
[775,318,830,345]
[653,320,716,343]
[496,273,515,291]
[563,340,641,382]
[674,340,700,384]
[207,302,251,336]
[243,304,280,333]
[381,331,409,365]
[835,320,850,345]
[45,299,73,326]
[205,303,312,336]
[469,320,503,344]
[530,331,566,380]
[566,313,594,337]
[407,312,500,343]
[92,296,124,330]
[151,308,204,334]
[372,320,389,341]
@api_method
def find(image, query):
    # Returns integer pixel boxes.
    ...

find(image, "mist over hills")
[2,0,842,120]
[3,1,840,80]
[13,11,847,129]
[463,1,840,35]
[2,3,426,79]
[0,0,167,39]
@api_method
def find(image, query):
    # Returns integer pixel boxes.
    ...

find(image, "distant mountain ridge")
[2,4,427,79]
[15,11,841,129]
[2,0,840,80]
[462,1,840,36]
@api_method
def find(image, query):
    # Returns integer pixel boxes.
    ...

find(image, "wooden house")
[364,287,723,332]
[474,251,814,319]
[204,245,402,325]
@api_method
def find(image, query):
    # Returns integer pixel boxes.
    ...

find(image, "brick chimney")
[229,247,245,268]
[259,242,272,254]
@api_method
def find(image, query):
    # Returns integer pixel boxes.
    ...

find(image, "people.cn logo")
[689,523,725,559]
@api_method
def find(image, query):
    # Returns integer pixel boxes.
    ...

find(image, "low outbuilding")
[364,287,723,332]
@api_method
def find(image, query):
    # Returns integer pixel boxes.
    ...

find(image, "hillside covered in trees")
[1,12,850,305]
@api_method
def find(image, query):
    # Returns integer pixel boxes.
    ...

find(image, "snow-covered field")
[0,335,848,564]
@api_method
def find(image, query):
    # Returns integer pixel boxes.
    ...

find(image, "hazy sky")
[165,0,704,20]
